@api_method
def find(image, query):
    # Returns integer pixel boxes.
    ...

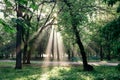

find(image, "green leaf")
[0,19,15,33]
[15,0,28,5]
[4,0,13,7]
[117,5,120,13]
[11,18,17,23]
[30,2,39,10]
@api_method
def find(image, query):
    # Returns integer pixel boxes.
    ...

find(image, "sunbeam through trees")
[0,0,120,80]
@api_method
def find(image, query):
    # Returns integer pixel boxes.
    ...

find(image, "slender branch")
[37,4,44,21]
[42,2,56,28]
[28,2,56,42]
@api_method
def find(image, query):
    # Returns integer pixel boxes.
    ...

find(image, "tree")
[15,3,24,69]
[101,17,120,60]
[100,0,120,60]
[58,0,95,71]
[0,19,16,59]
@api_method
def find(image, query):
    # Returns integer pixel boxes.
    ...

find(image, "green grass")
[0,62,120,80]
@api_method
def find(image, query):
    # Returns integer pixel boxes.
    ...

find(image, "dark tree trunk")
[68,50,71,60]
[71,47,74,60]
[100,45,103,61]
[38,46,42,59]
[38,44,44,60]
[15,5,23,69]
[23,28,29,64]
[26,44,33,64]
[56,34,60,61]
[27,50,31,64]
[0,54,4,58]
[52,28,54,59]
[23,43,27,64]
[73,25,93,71]
[106,33,111,60]
[117,48,120,61]
[106,44,111,60]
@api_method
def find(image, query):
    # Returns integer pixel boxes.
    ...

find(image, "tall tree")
[101,0,120,60]
[15,3,23,69]
[58,0,95,71]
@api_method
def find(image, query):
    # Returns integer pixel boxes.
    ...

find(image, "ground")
[0,60,120,80]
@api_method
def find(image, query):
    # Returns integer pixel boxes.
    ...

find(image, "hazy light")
[45,26,54,61]
[57,32,65,60]
[53,13,57,18]
[0,12,4,19]
[43,25,66,64]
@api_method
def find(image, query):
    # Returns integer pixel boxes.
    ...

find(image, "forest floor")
[0,60,120,80]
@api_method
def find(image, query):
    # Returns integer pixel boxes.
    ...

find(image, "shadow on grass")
[0,62,120,80]
[0,62,52,80]
[48,66,120,80]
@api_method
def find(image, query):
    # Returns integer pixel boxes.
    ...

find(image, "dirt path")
[0,60,119,67]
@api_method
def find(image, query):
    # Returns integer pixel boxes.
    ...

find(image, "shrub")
[116,63,120,71]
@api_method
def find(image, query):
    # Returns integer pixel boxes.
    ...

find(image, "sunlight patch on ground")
[15,74,40,80]
[31,67,68,80]
[81,75,94,80]
[39,67,70,80]
[39,73,49,80]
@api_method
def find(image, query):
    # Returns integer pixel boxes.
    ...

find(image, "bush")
[116,63,120,71]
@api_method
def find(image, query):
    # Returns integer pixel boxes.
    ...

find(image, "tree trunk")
[23,27,29,64]
[27,50,31,64]
[100,45,103,61]
[23,43,27,64]
[68,50,71,60]
[51,28,54,60]
[71,45,74,60]
[117,48,120,61]
[107,45,111,60]
[56,33,60,61]
[72,25,94,71]
[26,44,33,64]
[15,5,23,69]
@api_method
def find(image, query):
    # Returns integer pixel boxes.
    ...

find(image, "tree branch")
[28,2,56,43]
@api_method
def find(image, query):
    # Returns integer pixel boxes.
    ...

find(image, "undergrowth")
[0,62,120,80]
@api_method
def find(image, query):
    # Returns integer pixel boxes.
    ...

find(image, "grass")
[0,62,120,80]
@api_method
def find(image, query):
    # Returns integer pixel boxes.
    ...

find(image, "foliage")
[101,16,120,59]
[104,0,119,6]
[0,19,15,57]
[85,0,119,60]
[57,0,97,54]
[103,0,120,13]
[102,16,120,40]
[0,17,16,58]
[0,18,16,33]
[116,63,120,71]
[0,41,15,55]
